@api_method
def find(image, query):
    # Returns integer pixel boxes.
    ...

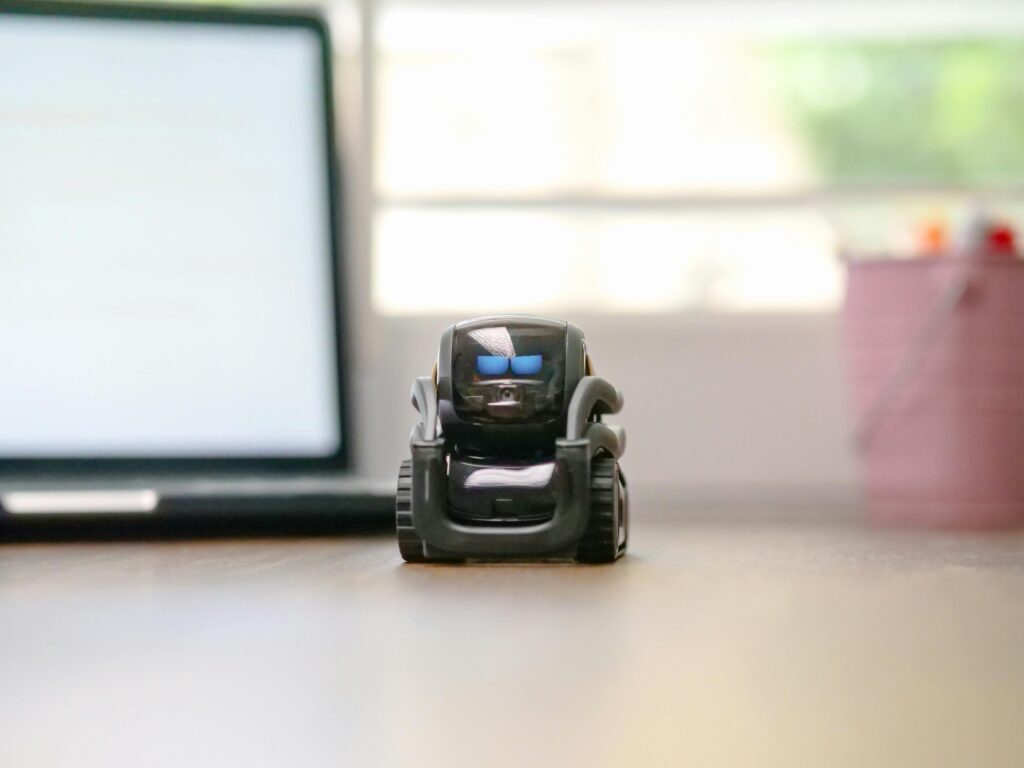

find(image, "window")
[373,0,1024,314]
[119,0,1024,315]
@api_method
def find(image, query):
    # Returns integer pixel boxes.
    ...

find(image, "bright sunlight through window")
[372,1,1024,315]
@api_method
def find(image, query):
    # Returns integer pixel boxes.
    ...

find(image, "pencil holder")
[842,258,1024,527]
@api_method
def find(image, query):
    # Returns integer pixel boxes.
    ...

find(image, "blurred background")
[35,0,1024,514]
[327,0,1024,514]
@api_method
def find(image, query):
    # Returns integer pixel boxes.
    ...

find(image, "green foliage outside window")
[768,40,1024,185]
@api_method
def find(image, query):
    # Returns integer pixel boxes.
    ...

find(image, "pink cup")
[842,258,1024,528]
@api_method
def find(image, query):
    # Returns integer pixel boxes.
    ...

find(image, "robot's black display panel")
[451,322,566,424]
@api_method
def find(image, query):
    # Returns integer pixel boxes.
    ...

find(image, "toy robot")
[396,316,628,563]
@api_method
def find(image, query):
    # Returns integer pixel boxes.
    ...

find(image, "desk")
[2,519,1023,767]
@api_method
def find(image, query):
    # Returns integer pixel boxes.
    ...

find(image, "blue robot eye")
[476,355,509,375]
[510,355,542,375]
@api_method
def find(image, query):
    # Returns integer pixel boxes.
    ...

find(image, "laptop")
[0,1,393,526]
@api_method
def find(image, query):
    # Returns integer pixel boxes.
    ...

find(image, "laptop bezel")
[0,0,351,476]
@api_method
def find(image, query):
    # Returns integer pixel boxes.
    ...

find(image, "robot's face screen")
[452,324,566,423]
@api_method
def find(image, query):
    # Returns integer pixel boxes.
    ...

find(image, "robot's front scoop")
[448,459,560,524]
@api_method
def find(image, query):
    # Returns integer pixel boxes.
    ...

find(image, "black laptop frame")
[0,0,351,477]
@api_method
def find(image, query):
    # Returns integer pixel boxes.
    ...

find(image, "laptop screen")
[0,7,343,461]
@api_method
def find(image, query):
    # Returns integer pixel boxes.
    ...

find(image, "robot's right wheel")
[395,459,428,562]
[575,457,628,564]
[396,459,465,564]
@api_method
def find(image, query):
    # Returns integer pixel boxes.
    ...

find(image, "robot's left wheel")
[574,457,629,563]
[396,459,465,564]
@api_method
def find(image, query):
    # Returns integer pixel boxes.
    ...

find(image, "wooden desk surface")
[2,519,1023,767]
